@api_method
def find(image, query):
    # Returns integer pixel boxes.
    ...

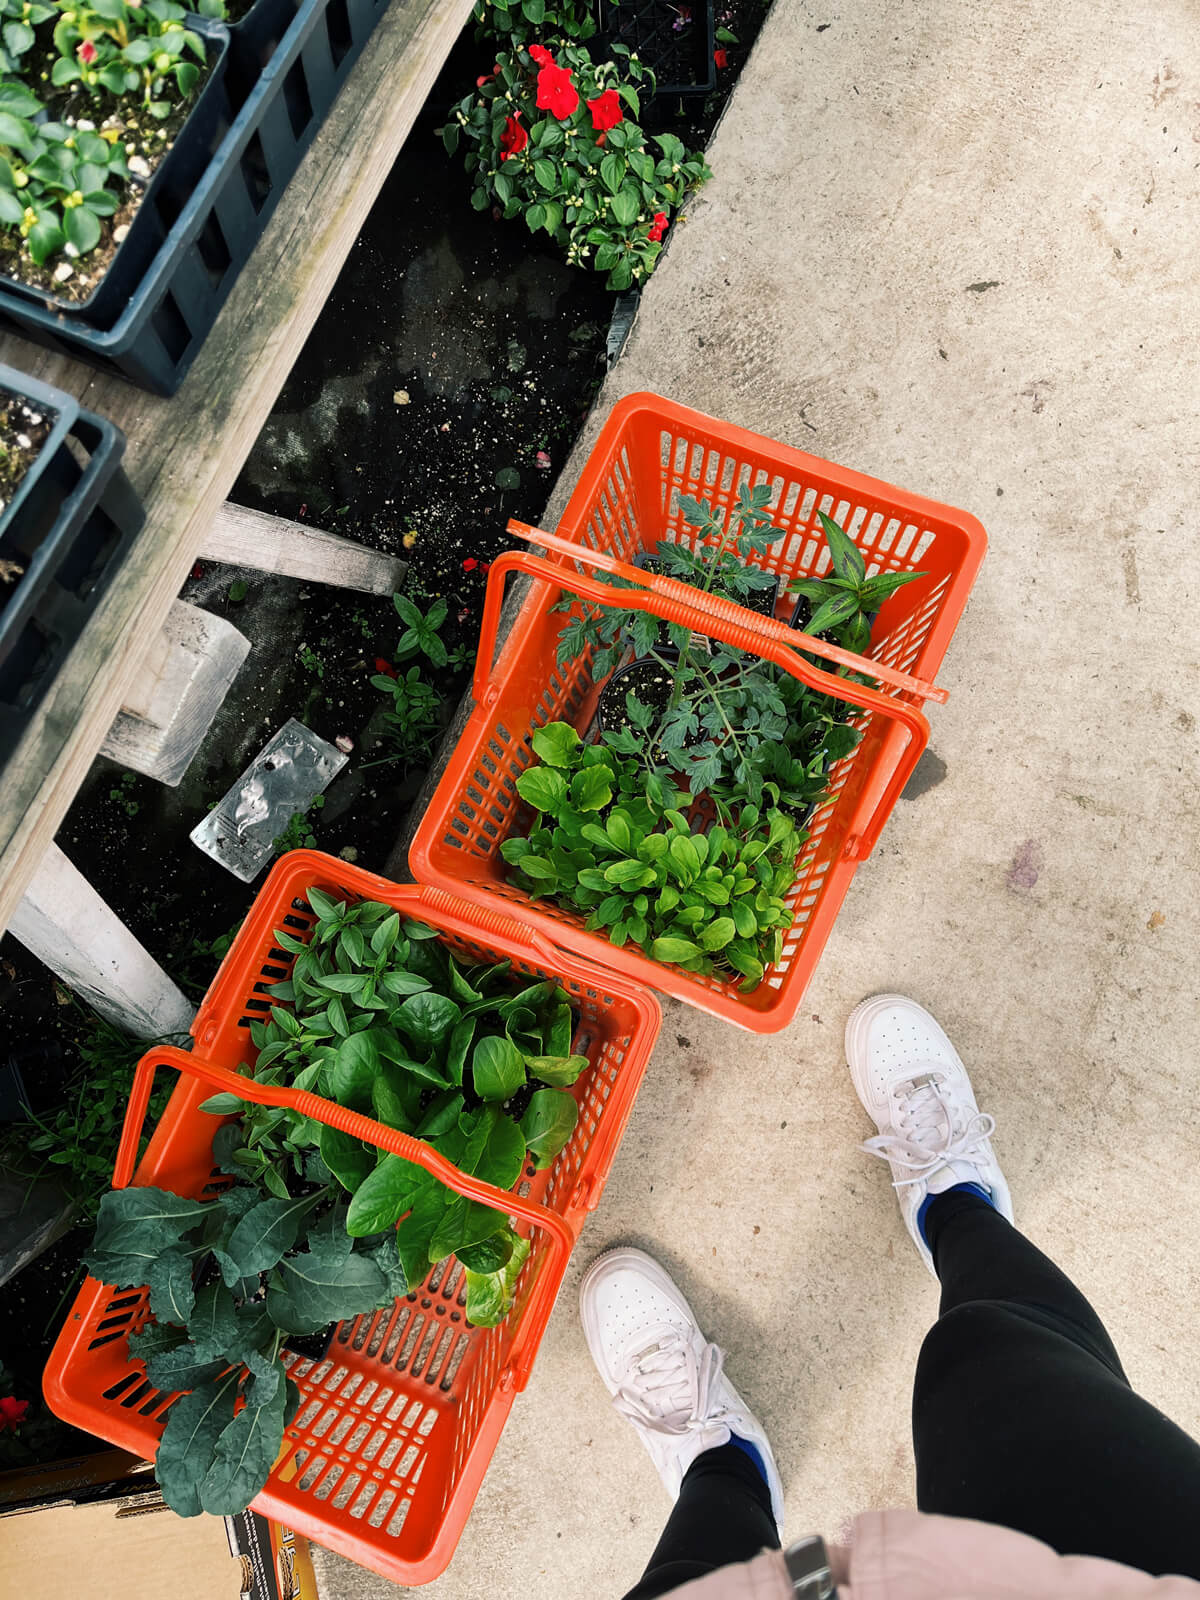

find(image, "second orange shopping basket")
[44,851,660,1585]
[411,392,987,1033]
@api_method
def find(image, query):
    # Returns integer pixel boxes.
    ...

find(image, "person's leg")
[578,1249,783,1600]
[846,994,1200,1580]
[915,1189,1200,1578]
[621,1444,777,1600]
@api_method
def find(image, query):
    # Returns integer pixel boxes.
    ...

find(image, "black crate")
[0,365,144,758]
[0,0,389,395]
[0,21,232,330]
[600,0,715,95]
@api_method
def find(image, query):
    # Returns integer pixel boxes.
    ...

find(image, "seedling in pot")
[553,486,865,815]
[787,511,926,655]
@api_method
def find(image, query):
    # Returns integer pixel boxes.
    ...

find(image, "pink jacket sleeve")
[659,1509,1200,1600]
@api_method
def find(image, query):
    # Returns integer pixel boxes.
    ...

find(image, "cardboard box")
[2,1485,319,1600]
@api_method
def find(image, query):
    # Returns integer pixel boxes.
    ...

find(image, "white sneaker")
[579,1247,784,1528]
[845,994,1013,1277]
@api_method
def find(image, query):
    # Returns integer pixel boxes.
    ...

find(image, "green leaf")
[187,1281,240,1362]
[516,765,568,812]
[858,568,926,604]
[464,1233,530,1327]
[199,1376,290,1516]
[146,1252,196,1326]
[804,590,859,637]
[155,1372,240,1517]
[471,1036,526,1102]
[520,1089,578,1170]
[64,202,100,254]
[610,187,639,226]
[199,1091,248,1115]
[530,721,580,767]
[144,1343,227,1395]
[599,151,624,194]
[473,1111,527,1190]
[698,917,736,951]
[270,1250,388,1332]
[429,1194,508,1263]
[455,1230,514,1274]
[395,991,462,1051]
[817,512,866,584]
[649,936,701,963]
[319,1124,374,1193]
[370,912,402,957]
[327,1030,380,1109]
[525,202,546,232]
[393,1177,447,1285]
[225,1193,321,1279]
[525,1053,589,1087]
[91,1187,212,1262]
[345,1156,430,1237]
[570,765,613,811]
[128,1321,187,1365]
[444,1016,476,1087]
[533,157,556,191]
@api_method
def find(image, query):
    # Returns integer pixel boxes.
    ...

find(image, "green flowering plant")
[439,40,711,290]
[472,0,596,44]
[52,0,205,116]
[0,78,128,261]
[0,0,54,71]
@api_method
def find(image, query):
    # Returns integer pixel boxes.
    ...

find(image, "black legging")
[622,1189,1200,1599]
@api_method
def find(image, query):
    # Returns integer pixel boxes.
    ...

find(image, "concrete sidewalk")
[323,1,1200,1593]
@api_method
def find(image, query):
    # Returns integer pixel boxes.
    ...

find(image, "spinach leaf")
[520,1089,579,1170]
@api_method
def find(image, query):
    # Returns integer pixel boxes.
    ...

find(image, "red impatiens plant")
[439,41,711,291]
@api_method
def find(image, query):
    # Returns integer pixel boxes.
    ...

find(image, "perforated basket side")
[46,854,658,1583]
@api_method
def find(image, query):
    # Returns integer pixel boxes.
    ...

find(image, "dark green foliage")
[85,893,587,1520]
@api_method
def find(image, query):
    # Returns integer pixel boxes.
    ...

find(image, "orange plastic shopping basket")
[411,392,987,1033]
[43,851,659,1585]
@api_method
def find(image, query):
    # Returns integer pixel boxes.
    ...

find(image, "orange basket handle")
[505,520,949,705]
[114,1047,573,1388]
[473,548,930,859]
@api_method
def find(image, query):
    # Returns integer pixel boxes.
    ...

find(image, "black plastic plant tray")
[0,365,144,759]
[0,0,389,395]
[600,0,715,95]
[0,20,231,330]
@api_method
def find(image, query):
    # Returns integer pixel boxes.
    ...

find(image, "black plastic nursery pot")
[0,19,231,331]
[0,365,144,758]
[0,0,390,395]
[599,0,716,96]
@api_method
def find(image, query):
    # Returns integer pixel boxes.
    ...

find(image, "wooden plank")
[9,843,194,1036]
[0,0,474,935]
[200,502,408,595]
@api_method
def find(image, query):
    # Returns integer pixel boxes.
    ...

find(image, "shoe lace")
[862,1069,996,1188]
[611,1324,726,1436]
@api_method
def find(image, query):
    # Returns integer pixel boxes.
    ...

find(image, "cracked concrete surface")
[320,0,1200,1592]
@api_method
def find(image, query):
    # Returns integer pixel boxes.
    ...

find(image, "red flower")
[480,561,492,576]
[0,1397,29,1433]
[647,211,668,242]
[587,88,623,132]
[476,73,490,87]
[77,38,98,64]
[499,114,528,160]
[528,43,555,66]
[713,46,728,67]
[462,557,478,571]
[374,657,397,678]
[536,62,579,120]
